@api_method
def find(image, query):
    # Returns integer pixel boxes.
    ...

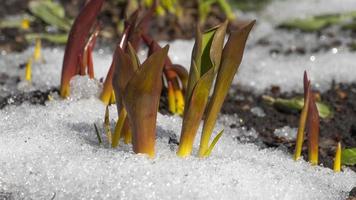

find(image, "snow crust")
[0,79,355,199]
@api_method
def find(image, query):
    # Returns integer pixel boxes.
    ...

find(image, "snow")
[1,0,356,199]
[0,79,355,199]
[273,126,298,141]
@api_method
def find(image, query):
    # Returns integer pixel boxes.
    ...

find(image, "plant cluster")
[58,0,254,158]
[292,72,356,172]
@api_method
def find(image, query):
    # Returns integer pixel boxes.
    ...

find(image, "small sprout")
[33,38,42,62]
[307,85,320,166]
[203,129,224,157]
[333,142,342,172]
[341,148,356,166]
[47,94,54,101]
[294,72,311,161]
[293,71,320,165]
[21,18,30,30]
[104,106,112,144]
[93,123,102,144]
[25,58,32,82]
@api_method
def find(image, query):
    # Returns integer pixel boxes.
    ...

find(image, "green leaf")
[29,0,72,31]
[198,21,255,157]
[93,123,102,144]
[25,33,68,44]
[267,96,333,119]
[0,15,35,29]
[341,148,356,166]
[278,11,356,32]
[204,129,224,157]
[200,29,215,75]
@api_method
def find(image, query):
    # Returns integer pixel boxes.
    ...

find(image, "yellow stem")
[175,89,184,115]
[111,108,127,148]
[33,38,41,61]
[21,18,30,30]
[168,83,176,114]
[104,106,112,144]
[333,142,342,172]
[293,89,310,161]
[25,58,32,82]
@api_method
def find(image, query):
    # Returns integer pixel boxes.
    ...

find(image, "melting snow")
[0,79,355,199]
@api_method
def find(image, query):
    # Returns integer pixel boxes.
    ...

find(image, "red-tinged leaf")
[307,90,320,165]
[60,0,104,97]
[303,71,310,101]
[112,47,135,112]
[100,24,133,105]
[171,64,188,91]
[78,53,85,76]
[123,45,169,157]
[128,7,154,50]
[87,45,94,79]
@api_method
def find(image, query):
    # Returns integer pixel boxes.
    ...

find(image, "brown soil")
[220,83,356,172]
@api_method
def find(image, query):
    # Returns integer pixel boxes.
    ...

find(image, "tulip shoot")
[294,72,311,161]
[177,22,228,157]
[25,58,32,82]
[198,21,255,157]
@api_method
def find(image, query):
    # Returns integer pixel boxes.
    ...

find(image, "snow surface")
[0,77,355,199]
[1,0,356,199]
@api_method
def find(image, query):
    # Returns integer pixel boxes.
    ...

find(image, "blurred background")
[0,0,269,52]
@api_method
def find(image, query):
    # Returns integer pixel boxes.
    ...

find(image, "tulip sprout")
[293,72,320,165]
[178,20,255,157]
[333,142,342,172]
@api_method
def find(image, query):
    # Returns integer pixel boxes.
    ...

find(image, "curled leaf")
[123,45,169,157]
[60,0,104,97]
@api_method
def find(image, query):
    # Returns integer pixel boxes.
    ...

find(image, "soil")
[0,88,58,109]
[220,82,356,172]
[159,81,356,176]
